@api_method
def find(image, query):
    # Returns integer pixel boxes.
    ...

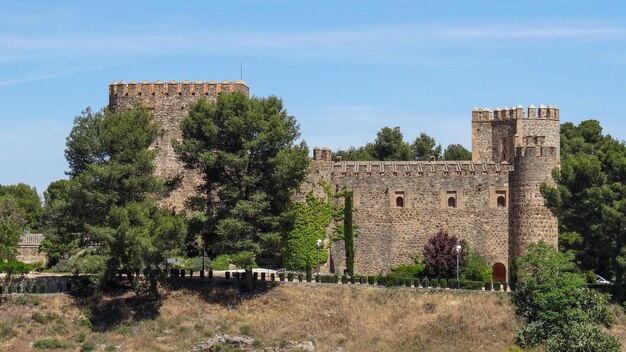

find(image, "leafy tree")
[0,198,25,262]
[540,120,626,284]
[443,144,472,161]
[422,229,466,278]
[371,127,412,160]
[411,133,442,160]
[174,92,310,262]
[460,246,492,283]
[44,106,186,298]
[0,183,42,231]
[334,145,375,161]
[512,242,619,351]
[335,126,412,161]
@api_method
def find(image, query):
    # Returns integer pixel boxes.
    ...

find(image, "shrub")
[430,278,439,288]
[33,338,72,349]
[484,282,492,291]
[341,274,347,284]
[211,254,232,270]
[287,272,294,282]
[315,274,320,283]
[461,246,492,284]
[460,280,483,290]
[305,261,313,282]
[512,242,618,351]
[422,229,467,278]
[297,273,303,282]
[0,323,16,342]
[333,274,339,284]
[493,282,502,291]
[404,278,412,287]
[0,261,31,277]
[80,342,96,352]
[350,275,356,284]
[367,275,375,285]
[439,278,447,289]
[390,263,425,278]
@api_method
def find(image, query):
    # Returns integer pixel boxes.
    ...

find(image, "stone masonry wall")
[328,161,512,275]
[108,80,249,210]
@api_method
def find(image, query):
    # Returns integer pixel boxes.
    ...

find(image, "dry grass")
[0,283,623,351]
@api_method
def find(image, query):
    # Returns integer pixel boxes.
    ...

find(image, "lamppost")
[316,239,322,277]
[456,244,461,289]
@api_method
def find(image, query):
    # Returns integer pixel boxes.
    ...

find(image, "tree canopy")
[0,197,25,262]
[42,106,186,298]
[0,183,41,231]
[540,120,626,284]
[335,127,470,162]
[174,92,310,261]
[512,242,619,351]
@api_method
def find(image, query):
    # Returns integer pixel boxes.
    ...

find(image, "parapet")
[514,146,557,158]
[313,147,332,161]
[472,104,559,122]
[109,80,249,98]
[331,160,513,177]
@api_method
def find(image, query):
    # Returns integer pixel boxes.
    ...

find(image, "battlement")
[514,146,558,158]
[330,160,513,178]
[472,104,559,121]
[109,80,249,98]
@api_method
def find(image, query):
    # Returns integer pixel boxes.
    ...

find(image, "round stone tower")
[512,145,559,259]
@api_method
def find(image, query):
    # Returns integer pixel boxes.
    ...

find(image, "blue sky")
[1,1,626,194]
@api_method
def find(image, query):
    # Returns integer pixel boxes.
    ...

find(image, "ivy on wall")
[283,189,334,271]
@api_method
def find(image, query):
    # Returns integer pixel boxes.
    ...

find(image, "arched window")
[497,196,506,208]
[448,197,456,208]
[396,196,404,208]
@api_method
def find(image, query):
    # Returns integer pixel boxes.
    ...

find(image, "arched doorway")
[492,262,506,282]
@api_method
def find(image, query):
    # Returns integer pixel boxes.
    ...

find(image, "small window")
[394,191,405,208]
[496,190,507,208]
[447,191,457,208]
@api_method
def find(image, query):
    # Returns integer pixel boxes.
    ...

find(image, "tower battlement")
[472,105,560,121]
[109,80,249,98]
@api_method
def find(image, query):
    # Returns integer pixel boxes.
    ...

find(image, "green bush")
[278,272,285,281]
[461,280,483,290]
[367,276,375,285]
[47,252,105,275]
[493,282,502,291]
[80,342,96,352]
[0,323,16,342]
[513,242,618,351]
[341,274,347,284]
[439,278,448,289]
[333,274,339,284]
[430,278,439,288]
[211,254,232,270]
[350,276,356,284]
[448,279,459,289]
[461,246,492,284]
[33,338,72,349]
[390,263,425,278]
[287,272,294,282]
[315,274,320,283]
[484,282,492,291]
[0,261,31,277]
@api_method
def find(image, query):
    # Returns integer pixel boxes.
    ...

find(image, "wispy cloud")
[1,23,624,64]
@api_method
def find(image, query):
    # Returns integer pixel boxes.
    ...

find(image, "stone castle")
[109,80,559,283]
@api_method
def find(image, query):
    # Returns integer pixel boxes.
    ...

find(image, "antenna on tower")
[240,63,243,81]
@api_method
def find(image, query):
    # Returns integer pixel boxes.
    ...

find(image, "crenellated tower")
[108,80,249,210]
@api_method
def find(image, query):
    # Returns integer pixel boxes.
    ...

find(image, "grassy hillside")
[0,283,625,351]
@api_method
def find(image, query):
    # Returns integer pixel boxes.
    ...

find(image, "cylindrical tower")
[512,146,559,259]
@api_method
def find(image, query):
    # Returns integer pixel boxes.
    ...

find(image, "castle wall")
[328,161,512,275]
[108,80,249,210]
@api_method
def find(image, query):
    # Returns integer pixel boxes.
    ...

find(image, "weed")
[239,324,251,335]
[77,332,86,343]
[33,338,72,349]
[105,345,116,351]
[32,311,58,324]
[114,324,132,336]
[0,323,16,342]
[80,342,96,352]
